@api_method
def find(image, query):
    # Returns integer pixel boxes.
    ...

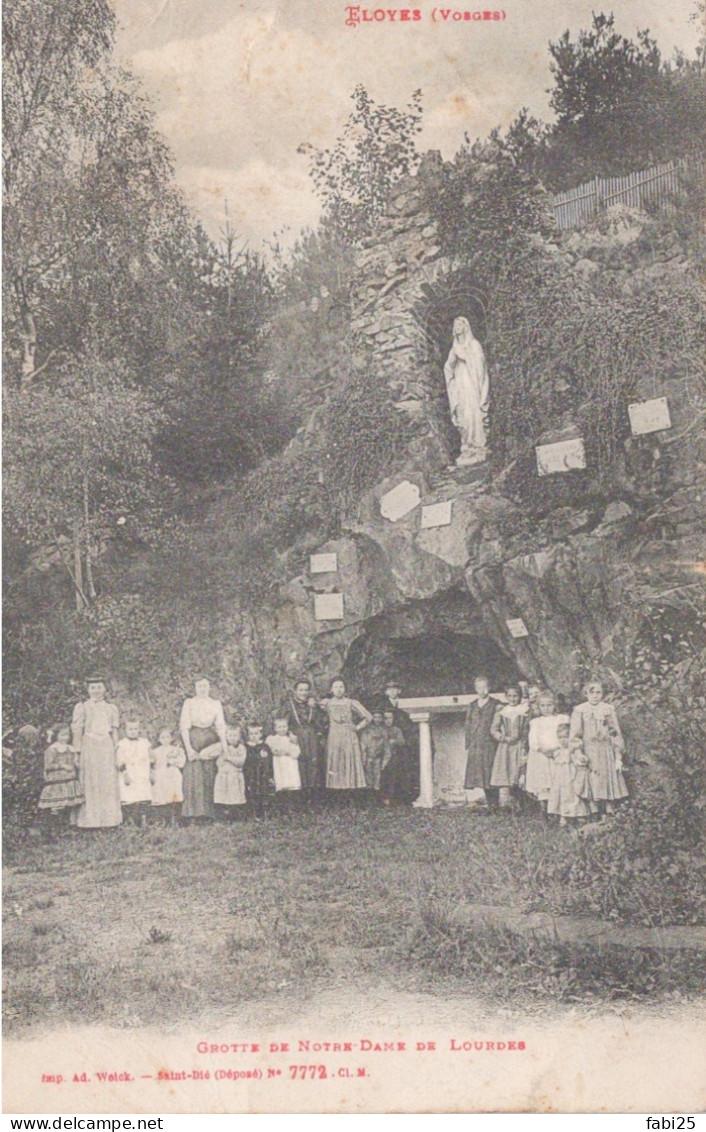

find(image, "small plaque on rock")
[310,553,338,574]
[506,618,529,639]
[379,480,421,522]
[420,500,453,529]
[628,397,671,436]
[314,593,344,621]
[536,437,586,476]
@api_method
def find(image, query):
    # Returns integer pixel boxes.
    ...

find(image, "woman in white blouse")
[179,677,228,821]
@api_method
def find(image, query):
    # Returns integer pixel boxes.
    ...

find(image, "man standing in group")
[380,677,419,801]
[280,678,327,800]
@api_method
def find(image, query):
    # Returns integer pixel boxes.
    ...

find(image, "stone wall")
[349,152,455,467]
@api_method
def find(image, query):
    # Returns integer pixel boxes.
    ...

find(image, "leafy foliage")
[264,226,356,429]
[2,730,43,850]
[546,15,705,186]
[4,358,168,538]
[154,235,280,487]
[3,0,179,384]
[624,606,706,697]
[170,448,336,609]
[498,14,706,190]
[2,0,286,620]
[319,364,409,511]
[553,803,706,927]
[299,85,423,244]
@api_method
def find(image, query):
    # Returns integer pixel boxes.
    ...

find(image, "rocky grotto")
[224,156,701,764]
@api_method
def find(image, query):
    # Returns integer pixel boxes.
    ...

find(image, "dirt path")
[5,986,706,1114]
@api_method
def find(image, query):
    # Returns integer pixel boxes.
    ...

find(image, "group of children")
[38,717,315,829]
[466,678,629,827]
[359,708,411,797]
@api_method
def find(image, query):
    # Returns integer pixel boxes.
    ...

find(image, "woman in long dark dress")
[179,677,228,820]
[380,679,419,800]
[281,678,327,794]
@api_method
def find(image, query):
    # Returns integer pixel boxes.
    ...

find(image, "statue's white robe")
[444,334,489,465]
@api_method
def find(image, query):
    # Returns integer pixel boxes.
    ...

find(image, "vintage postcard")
[3,0,705,1115]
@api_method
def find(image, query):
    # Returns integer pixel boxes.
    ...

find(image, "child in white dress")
[547,721,589,827]
[266,717,302,799]
[150,727,186,824]
[214,725,248,821]
[525,691,568,815]
[116,720,152,826]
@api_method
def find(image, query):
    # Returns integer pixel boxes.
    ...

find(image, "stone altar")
[399,693,505,808]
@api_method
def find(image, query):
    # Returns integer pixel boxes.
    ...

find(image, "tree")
[542,14,706,187]
[263,224,356,430]
[487,15,706,191]
[153,215,281,487]
[2,0,198,601]
[2,0,115,195]
[3,357,170,610]
[2,0,197,390]
[3,0,115,382]
[3,0,283,485]
[299,85,423,244]
[497,109,551,182]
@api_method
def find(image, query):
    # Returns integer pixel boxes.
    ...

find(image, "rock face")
[349,153,457,469]
[223,177,703,713]
[250,474,635,701]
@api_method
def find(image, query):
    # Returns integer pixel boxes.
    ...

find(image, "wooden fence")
[552,158,703,230]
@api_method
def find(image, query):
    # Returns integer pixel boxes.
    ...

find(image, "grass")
[3,806,705,1037]
[410,908,706,1004]
[145,926,173,945]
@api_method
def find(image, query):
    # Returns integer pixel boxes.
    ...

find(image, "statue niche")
[443,317,489,467]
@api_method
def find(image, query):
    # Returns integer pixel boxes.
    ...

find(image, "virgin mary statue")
[443,317,489,466]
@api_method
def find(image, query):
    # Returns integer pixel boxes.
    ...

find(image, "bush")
[541,803,706,926]
[318,363,409,512]
[2,730,43,850]
[167,448,337,609]
[155,356,409,609]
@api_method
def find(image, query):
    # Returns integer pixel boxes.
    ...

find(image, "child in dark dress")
[242,722,274,820]
[490,685,529,811]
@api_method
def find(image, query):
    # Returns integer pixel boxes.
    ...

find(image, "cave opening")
[341,587,520,703]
